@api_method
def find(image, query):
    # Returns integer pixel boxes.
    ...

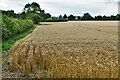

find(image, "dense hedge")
[42,19,68,22]
[2,15,34,41]
[25,13,41,24]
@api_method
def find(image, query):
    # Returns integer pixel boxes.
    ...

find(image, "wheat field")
[4,21,118,78]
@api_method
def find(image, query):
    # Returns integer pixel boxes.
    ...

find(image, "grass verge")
[2,26,35,53]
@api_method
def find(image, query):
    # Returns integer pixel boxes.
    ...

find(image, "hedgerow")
[2,15,34,41]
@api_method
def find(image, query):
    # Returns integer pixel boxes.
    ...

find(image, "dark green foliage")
[77,16,81,20]
[25,12,41,24]
[31,14,41,24]
[116,14,120,20]
[82,13,93,20]
[2,26,35,52]
[59,15,62,19]
[68,14,76,20]
[45,13,51,18]
[43,17,68,22]
[1,10,19,18]
[2,15,34,41]
[23,2,41,13]
[94,15,102,20]
[22,2,51,22]
[63,14,67,19]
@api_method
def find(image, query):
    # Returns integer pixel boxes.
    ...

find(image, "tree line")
[1,2,51,24]
[1,2,120,22]
[59,13,120,20]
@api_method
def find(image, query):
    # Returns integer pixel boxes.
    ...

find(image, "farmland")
[3,21,118,78]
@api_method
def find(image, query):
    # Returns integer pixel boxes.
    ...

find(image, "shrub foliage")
[2,15,34,41]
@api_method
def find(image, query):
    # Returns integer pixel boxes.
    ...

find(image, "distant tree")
[22,2,52,21]
[68,14,75,20]
[77,16,81,20]
[41,10,45,13]
[102,15,107,20]
[20,12,26,19]
[116,14,120,20]
[82,13,93,20]
[110,15,116,20]
[94,15,102,20]
[31,2,41,13]
[23,2,41,13]
[2,10,17,18]
[46,13,51,18]
[59,15,62,19]
[26,13,41,24]
[23,3,31,13]
[63,14,67,19]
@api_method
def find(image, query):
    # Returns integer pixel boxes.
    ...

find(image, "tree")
[31,2,41,13]
[26,13,41,24]
[77,16,81,20]
[22,2,51,21]
[68,14,75,20]
[20,12,26,19]
[82,13,93,20]
[23,2,41,13]
[23,3,31,13]
[102,15,107,20]
[63,14,67,19]
[1,10,18,18]
[94,15,102,20]
[116,14,120,20]
[110,15,116,20]
[41,10,45,13]
[46,13,51,18]
[59,15,62,19]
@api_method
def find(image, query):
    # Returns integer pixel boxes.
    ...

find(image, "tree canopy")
[63,14,67,19]
[68,14,76,20]
[23,2,42,13]
[1,2,120,21]
[82,13,93,20]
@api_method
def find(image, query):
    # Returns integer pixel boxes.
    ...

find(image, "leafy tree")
[77,16,81,20]
[110,15,116,20]
[41,10,45,13]
[116,14,120,20]
[20,12,26,19]
[68,14,75,20]
[94,15,102,20]
[23,2,41,13]
[25,12,41,24]
[22,2,51,21]
[102,15,107,20]
[82,13,93,20]
[59,15,62,19]
[46,13,51,18]
[23,3,31,13]
[31,2,41,13]
[2,10,16,17]
[63,14,67,19]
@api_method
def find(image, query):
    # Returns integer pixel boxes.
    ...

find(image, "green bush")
[31,14,41,24]
[25,13,41,24]
[2,15,34,41]
[42,18,68,22]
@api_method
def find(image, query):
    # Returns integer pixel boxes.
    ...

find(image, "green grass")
[2,26,35,53]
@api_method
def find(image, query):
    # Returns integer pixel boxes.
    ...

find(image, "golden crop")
[7,21,118,78]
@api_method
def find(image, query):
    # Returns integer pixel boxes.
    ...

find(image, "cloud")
[0,0,119,16]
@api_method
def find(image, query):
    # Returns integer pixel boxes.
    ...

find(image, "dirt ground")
[2,21,118,78]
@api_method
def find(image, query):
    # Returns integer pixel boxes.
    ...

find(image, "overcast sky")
[0,0,119,17]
